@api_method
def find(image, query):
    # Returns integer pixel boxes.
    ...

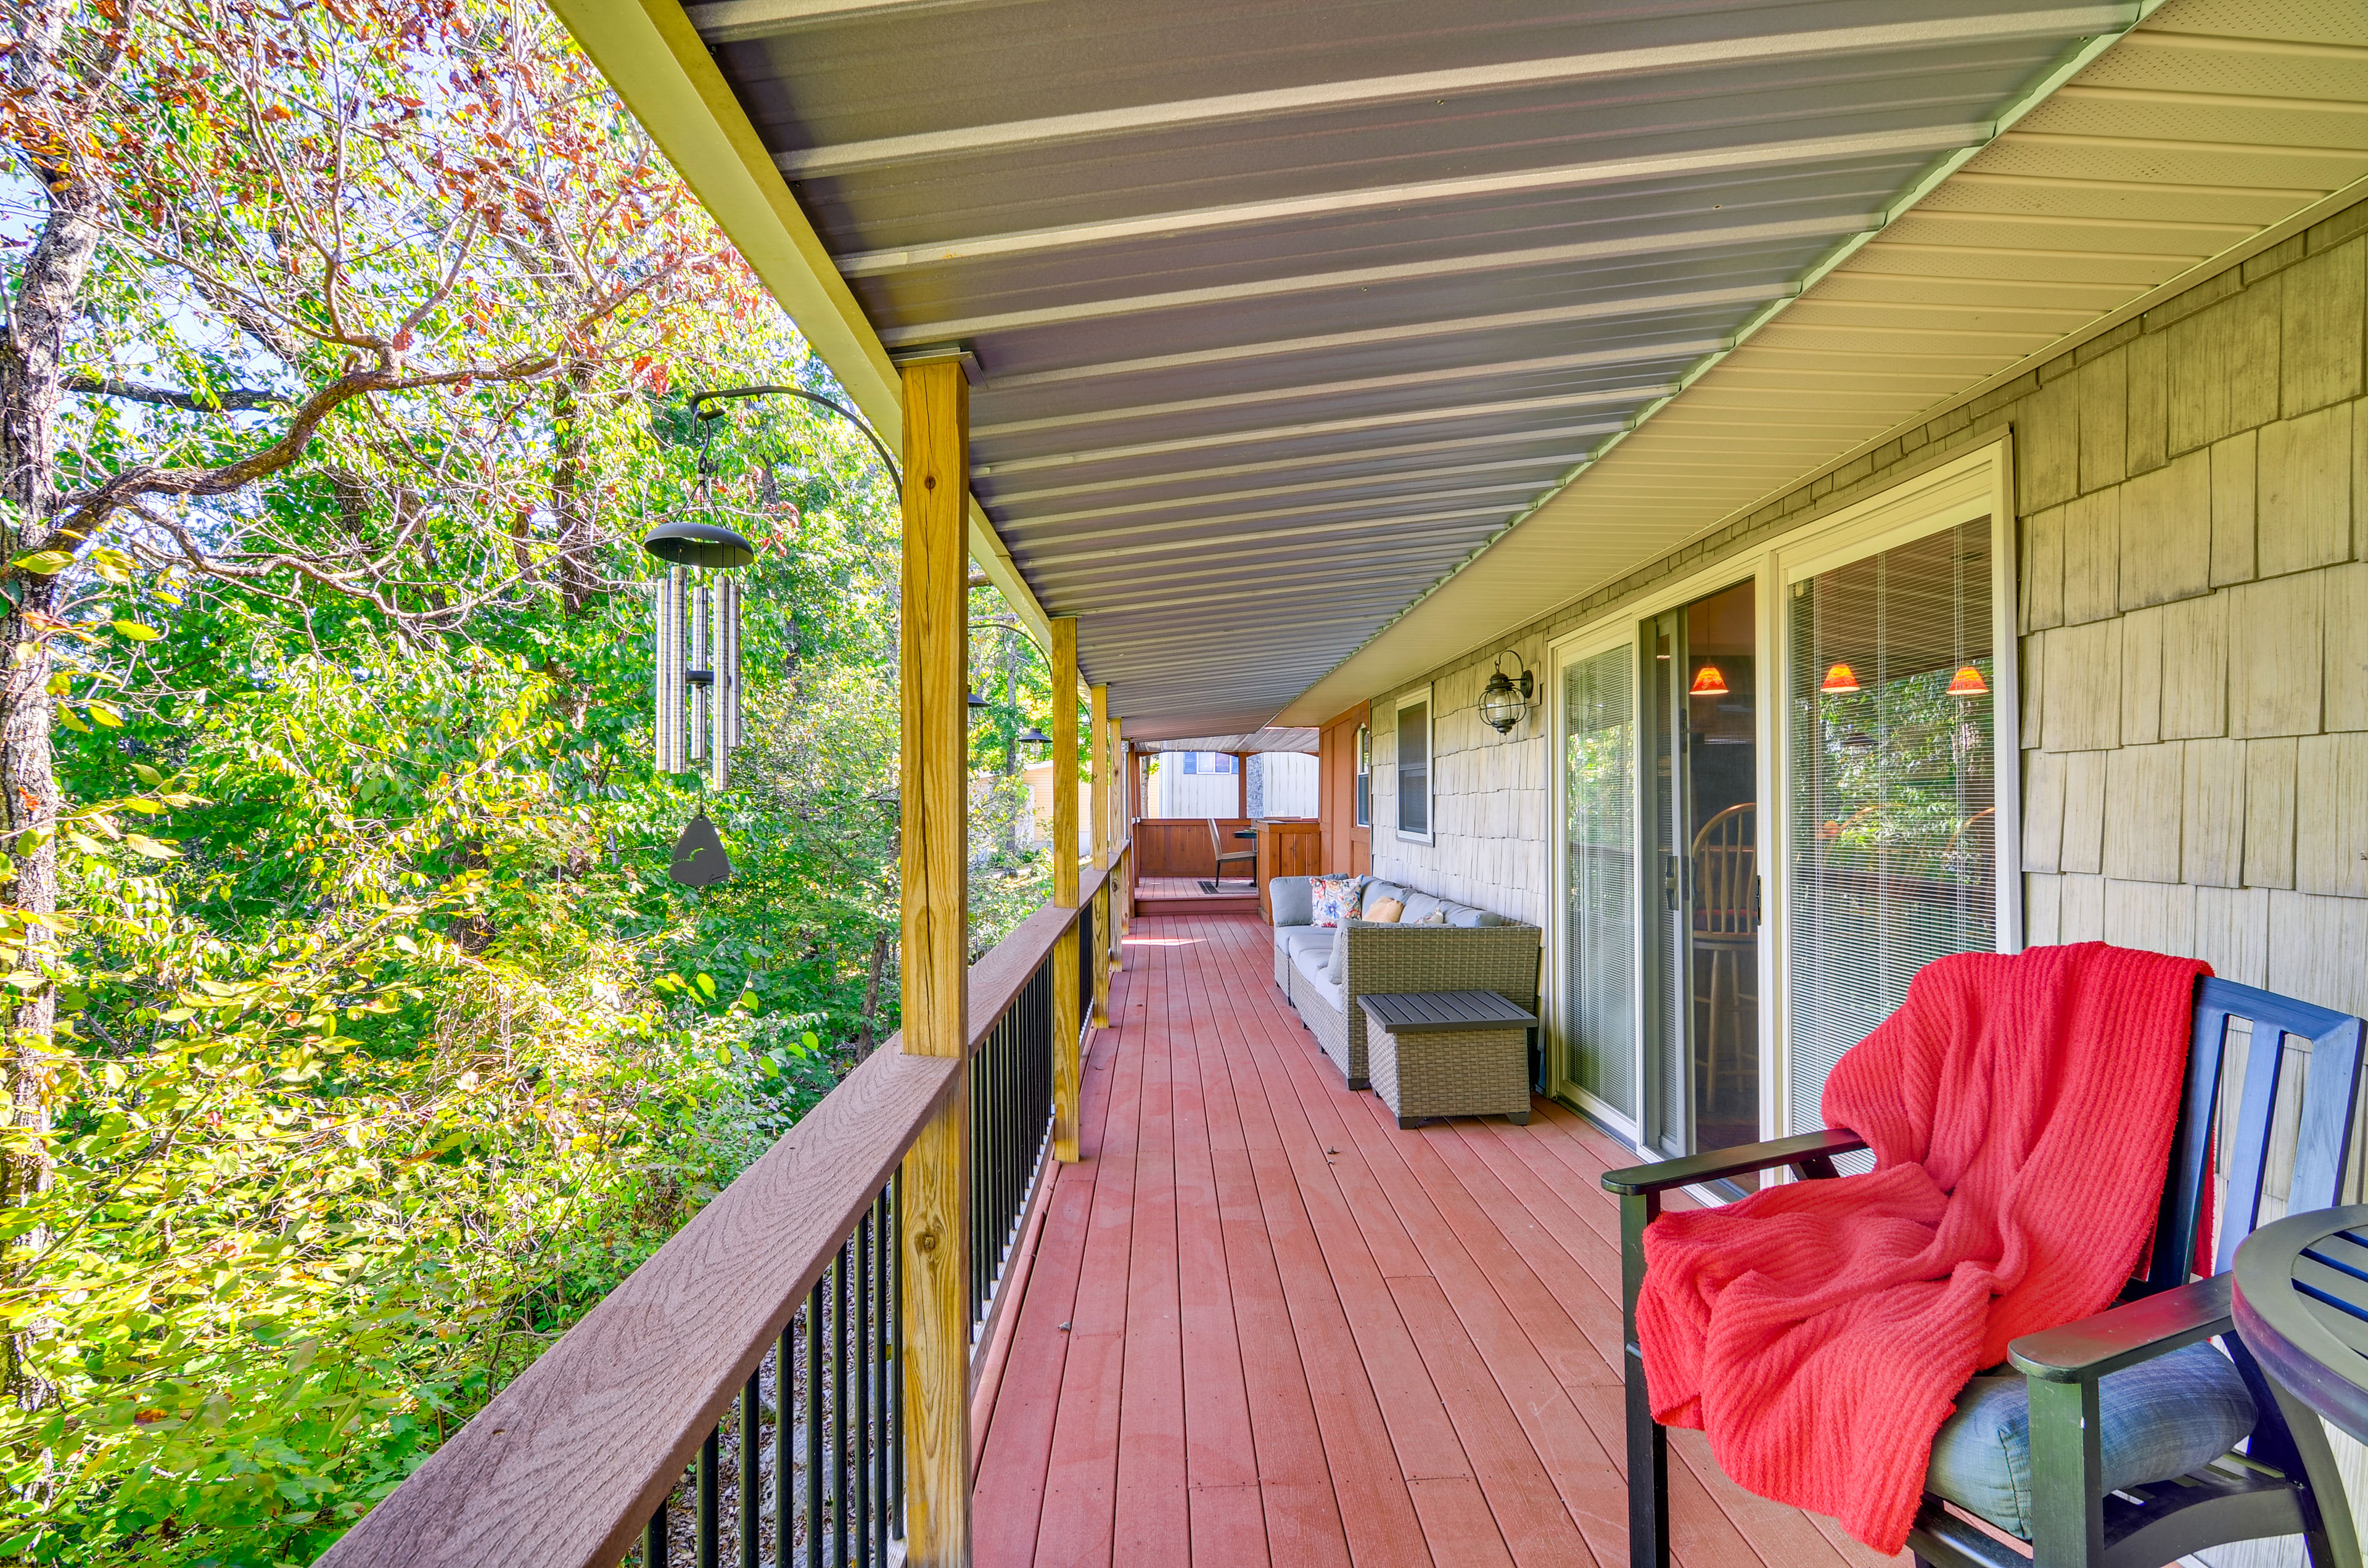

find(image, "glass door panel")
[1683,581,1760,1155]
[1561,643,1638,1128]
[1786,519,1996,1143]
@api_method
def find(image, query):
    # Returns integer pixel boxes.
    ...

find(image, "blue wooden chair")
[1603,975,2366,1568]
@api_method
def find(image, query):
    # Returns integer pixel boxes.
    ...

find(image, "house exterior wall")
[1317,703,1373,877]
[1371,197,2368,1003]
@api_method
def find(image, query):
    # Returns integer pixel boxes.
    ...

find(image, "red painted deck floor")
[973,911,1909,1568]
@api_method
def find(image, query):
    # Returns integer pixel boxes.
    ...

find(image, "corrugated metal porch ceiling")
[686,0,2136,737]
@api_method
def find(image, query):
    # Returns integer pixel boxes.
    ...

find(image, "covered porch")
[973,910,1896,1568]
[314,0,2368,1564]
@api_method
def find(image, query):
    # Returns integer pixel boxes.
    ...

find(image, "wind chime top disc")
[643,520,757,570]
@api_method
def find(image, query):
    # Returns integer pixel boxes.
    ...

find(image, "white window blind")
[1563,644,1638,1123]
[1785,519,1998,1143]
[1397,697,1429,837]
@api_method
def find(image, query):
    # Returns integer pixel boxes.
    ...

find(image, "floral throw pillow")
[1308,875,1361,928]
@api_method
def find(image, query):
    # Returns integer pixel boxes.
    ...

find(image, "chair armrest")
[1600,1128,1868,1196]
[2008,1274,2232,1384]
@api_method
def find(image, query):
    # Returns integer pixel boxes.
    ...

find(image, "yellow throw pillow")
[1365,897,1405,923]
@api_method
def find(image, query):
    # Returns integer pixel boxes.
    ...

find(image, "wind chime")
[644,494,756,886]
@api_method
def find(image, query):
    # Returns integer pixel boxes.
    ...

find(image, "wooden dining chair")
[1605,974,2366,1568]
[1208,818,1256,888]
[1690,802,1756,1105]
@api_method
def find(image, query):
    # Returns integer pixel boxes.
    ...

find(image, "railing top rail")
[321,1041,956,1568]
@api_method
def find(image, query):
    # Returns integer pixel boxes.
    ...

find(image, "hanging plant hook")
[687,384,902,491]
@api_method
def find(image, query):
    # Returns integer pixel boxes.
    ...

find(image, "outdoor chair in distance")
[1207,818,1255,889]
[1602,974,2366,1568]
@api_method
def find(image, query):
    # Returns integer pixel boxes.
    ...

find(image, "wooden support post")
[895,356,971,1568]
[1111,717,1128,952]
[1088,684,1111,1027]
[1050,618,1082,1165]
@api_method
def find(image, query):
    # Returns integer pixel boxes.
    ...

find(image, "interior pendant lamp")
[1820,662,1860,695]
[1479,651,1535,734]
[1688,663,1728,697]
[1947,665,1990,697]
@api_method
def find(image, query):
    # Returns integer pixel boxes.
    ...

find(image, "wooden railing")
[320,852,1127,1568]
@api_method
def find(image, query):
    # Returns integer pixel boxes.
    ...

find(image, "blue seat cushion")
[1924,1339,2257,1540]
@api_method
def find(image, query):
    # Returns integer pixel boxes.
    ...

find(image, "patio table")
[2232,1203,2368,1443]
[1358,990,1536,1129]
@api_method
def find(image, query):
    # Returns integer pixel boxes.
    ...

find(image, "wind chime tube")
[656,567,687,774]
[710,576,739,790]
[688,579,709,765]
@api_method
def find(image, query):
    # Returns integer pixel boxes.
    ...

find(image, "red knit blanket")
[1637,942,2206,1553]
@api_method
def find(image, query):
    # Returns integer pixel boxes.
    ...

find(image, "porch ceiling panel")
[1282,0,2368,724]
[655,0,2136,737]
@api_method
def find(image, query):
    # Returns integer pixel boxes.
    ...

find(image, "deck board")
[977,911,1910,1568]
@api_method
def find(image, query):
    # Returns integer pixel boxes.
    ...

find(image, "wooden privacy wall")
[1132,817,1251,879]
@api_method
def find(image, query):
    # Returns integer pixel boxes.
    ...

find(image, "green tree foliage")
[0,0,1053,1560]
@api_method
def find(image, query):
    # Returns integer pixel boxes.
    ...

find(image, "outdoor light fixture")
[1947,665,1990,697]
[1018,726,1051,748]
[967,689,989,709]
[1479,651,1535,734]
[1820,662,1860,695]
[1689,664,1728,697]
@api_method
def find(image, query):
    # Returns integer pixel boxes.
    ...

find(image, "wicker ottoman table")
[1357,990,1537,1129]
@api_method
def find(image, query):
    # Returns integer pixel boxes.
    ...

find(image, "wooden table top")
[1357,990,1537,1033]
[2234,1203,2368,1445]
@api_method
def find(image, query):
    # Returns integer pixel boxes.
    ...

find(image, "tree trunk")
[551,359,598,617]
[855,930,890,1059]
[0,0,109,1407]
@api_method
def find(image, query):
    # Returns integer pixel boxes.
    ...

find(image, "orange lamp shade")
[1688,664,1727,696]
[1820,662,1860,695]
[1947,665,1989,697]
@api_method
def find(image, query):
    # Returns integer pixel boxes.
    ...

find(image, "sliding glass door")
[1557,641,1640,1133]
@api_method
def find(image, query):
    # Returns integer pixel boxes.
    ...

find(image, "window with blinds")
[1397,694,1430,839]
[1563,644,1638,1125]
[1785,519,1998,1144]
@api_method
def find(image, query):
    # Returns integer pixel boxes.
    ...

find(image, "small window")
[1396,690,1431,842]
[1354,724,1371,827]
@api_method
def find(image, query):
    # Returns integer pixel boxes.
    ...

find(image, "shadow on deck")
[973,911,1906,1568]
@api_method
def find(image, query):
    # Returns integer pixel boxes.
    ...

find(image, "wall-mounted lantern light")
[1479,651,1536,734]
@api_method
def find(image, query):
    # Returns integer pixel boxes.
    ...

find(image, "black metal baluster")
[775,1324,793,1568]
[889,1172,904,1543]
[645,1502,668,1568]
[878,1192,890,1564]
[740,1372,759,1568]
[834,1236,852,1566]
[861,1203,881,1563]
[698,1427,720,1568]
[805,1271,824,1568]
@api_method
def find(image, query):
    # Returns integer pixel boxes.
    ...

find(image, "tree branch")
[63,373,280,413]
[56,353,556,533]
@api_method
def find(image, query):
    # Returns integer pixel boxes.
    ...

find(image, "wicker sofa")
[1270,875,1542,1090]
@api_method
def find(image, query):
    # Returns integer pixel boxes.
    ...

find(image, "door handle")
[1662,852,1680,912]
